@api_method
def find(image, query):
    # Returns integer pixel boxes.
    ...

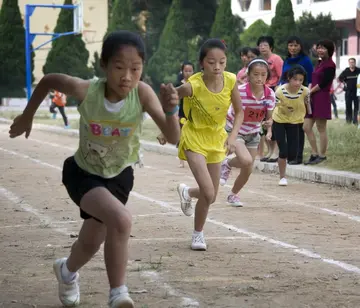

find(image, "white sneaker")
[279,178,288,186]
[53,258,80,307]
[191,232,207,251]
[109,286,134,308]
[177,183,193,216]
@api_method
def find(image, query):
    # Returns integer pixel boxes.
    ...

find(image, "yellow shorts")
[178,126,227,164]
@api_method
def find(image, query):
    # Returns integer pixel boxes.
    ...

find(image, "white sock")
[61,261,77,283]
[110,285,128,298]
[193,230,203,236]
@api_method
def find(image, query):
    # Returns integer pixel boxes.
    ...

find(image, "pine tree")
[145,0,172,59]
[240,19,270,48]
[210,0,245,73]
[106,0,137,36]
[147,0,190,88]
[43,0,91,80]
[270,0,296,56]
[0,0,35,98]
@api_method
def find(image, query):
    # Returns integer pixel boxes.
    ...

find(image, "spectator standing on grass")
[49,90,69,129]
[279,36,314,165]
[257,36,283,163]
[338,58,360,125]
[303,40,336,165]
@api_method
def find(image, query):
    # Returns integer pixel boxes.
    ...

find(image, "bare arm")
[24,73,90,117]
[176,82,192,100]
[139,82,180,145]
[228,85,244,141]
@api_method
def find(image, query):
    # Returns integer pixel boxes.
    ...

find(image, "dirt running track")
[0,123,359,308]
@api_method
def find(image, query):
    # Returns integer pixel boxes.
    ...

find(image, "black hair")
[247,58,271,81]
[181,61,194,72]
[349,57,357,63]
[316,39,335,58]
[257,36,274,51]
[248,47,260,57]
[286,36,305,58]
[199,38,227,63]
[287,65,307,83]
[101,30,146,65]
[240,47,251,56]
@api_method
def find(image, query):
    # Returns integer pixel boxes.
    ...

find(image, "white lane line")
[130,236,250,242]
[0,186,69,235]
[11,136,360,225]
[2,146,360,275]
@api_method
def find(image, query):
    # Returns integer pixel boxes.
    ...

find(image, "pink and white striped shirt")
[226,83,275,135]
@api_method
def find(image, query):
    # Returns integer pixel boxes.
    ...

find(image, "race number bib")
[244,107,266,122]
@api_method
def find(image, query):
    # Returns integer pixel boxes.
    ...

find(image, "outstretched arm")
[9,73,89,138]
[139,82,180,145]
[228,85,244,142]
[176,82,192,100]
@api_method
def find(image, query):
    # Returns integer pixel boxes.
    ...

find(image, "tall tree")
[147,0,189,88]
[210,0,245,73]
[43,0,91,80]
[296,12,341,54]
[92,51,105,78]
[0,0,34,98]
[240,19,270,48]
[145,0,172,59]
[106,0,137,36]
[270,0,296,56]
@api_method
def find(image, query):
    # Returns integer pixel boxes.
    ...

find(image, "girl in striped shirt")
[221,59,275,207]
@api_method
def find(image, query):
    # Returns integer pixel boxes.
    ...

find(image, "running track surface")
[0,124,359,308]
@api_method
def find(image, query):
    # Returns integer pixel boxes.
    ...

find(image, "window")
[341,38,348,56]
[238,0,251,12]
[260,0,271,10]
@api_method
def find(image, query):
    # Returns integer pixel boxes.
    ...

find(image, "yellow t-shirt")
[179,71,236,163]
[272,85,309,124]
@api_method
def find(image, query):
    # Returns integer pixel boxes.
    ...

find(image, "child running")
[176,39,244,251]
[9,30,180,308]
[273,65,311,186]
[220,58,275,206]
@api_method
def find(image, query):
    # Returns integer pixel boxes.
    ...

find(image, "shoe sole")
[191,246,207,251]
[227,202,243,207]
[111,302,134,308]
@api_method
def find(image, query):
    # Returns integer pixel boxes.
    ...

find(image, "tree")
[92,52,105,78]
[106,0,137,35]
[270,0,296,56]
[145,0,172,59]
[296,12,341,55]
[210,0,245,73]
[147,0,190,88]
[43,0,91,89]
[0,0,34,98]
[240,19,270,48]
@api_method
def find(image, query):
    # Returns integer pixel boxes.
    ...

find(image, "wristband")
[164,105,179,116]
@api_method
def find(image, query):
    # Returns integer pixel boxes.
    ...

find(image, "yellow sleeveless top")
[178,71,236,163]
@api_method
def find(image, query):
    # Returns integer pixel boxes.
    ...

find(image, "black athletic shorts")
[62,156,134,221]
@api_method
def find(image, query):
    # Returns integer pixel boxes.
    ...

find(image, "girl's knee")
[108,209,132,235]
[203,188,216,205]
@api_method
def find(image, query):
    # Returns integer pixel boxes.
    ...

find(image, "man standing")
[338,58,360,124]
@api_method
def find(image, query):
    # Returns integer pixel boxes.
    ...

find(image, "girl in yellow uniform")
[273,65,311,186]
[176,39,244,251]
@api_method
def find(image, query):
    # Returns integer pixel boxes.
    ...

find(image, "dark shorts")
[62,156,134,221]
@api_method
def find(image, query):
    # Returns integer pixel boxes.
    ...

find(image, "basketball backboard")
[73,0,83,34]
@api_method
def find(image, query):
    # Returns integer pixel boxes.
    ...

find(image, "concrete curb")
[1,117,359,190]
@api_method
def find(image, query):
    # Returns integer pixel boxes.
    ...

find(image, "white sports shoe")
[177,183,193,216]
[109,286,134,308]
[53,258,80,307]
[279,178,288,186]
[191,232,207,251]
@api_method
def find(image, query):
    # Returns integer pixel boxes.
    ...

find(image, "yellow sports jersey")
[272,85,309,124]
[179,71,236,163]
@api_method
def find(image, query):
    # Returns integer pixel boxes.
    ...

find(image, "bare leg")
[303,118,318,155]
[316,119,328,157]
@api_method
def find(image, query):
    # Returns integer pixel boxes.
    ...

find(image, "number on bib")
[244,107,266,122]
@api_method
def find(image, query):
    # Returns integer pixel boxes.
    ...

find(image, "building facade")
[0,0,108,83]
[232,0,359,69]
